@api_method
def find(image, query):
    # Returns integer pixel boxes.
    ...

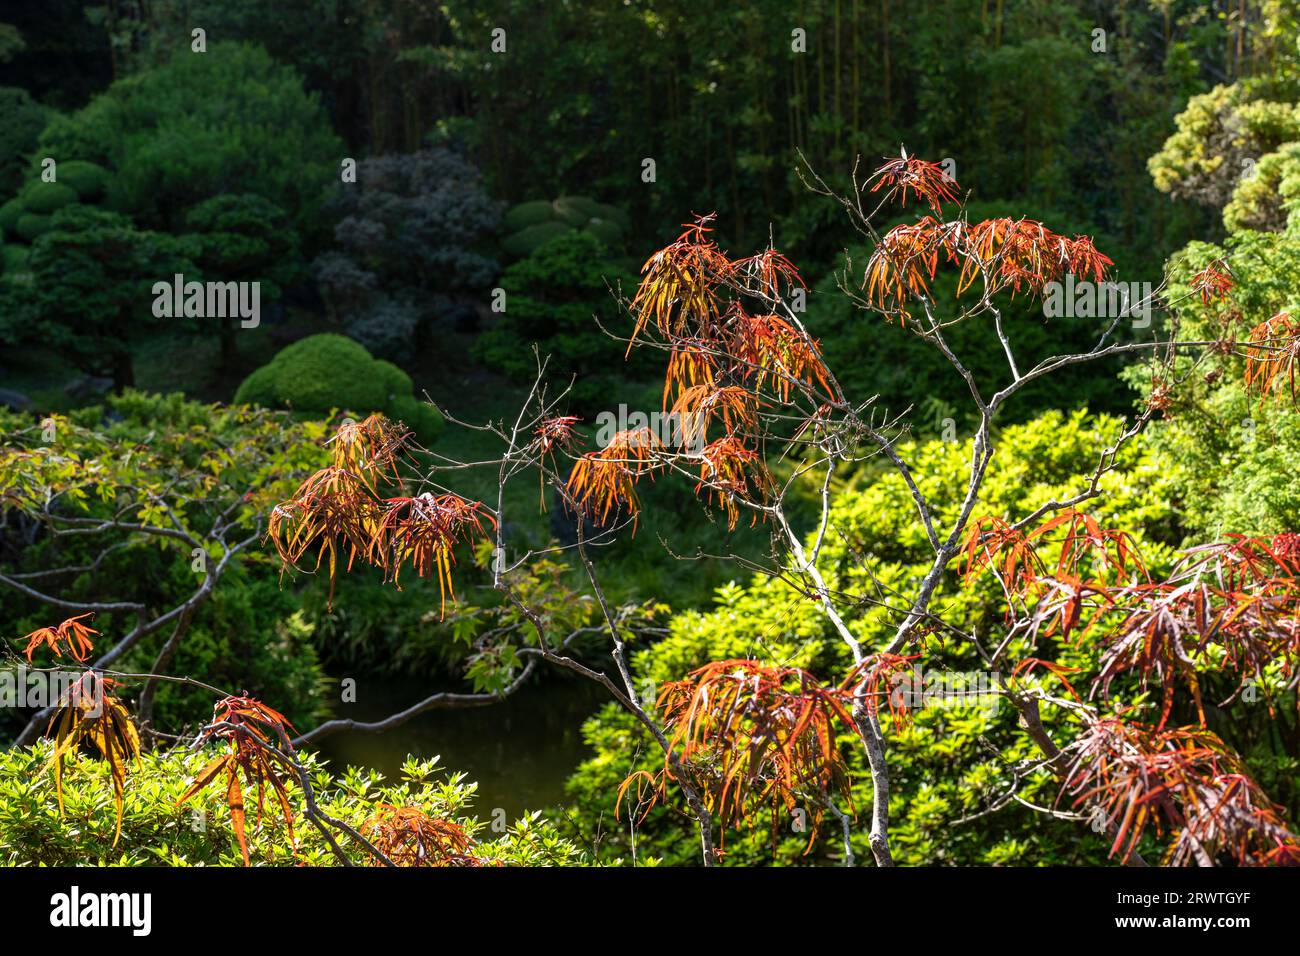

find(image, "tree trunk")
[112,350,135,392]
[220,314,238,371]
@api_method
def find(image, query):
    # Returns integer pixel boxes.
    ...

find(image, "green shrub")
[19,181,78,214]
[373,358,414,400]
[54,159,109,200]
[551,195,594,227]
[1,243,27,277]
[230,362,277,406]
[13,212,49,241]
[474,231,649,414]
[556,195,603,220]
[503,199,558,232]
[388,393,445,443]
[0,87,45,195]
[500,196,629,260]
[0,748,584,866]
[590,201,630,231]
[0,197,22,232]
[501,221,571,259]
[234,334,444,442]
[234,333,388,412]
[564,409,1188,865]
[583,218,624,247]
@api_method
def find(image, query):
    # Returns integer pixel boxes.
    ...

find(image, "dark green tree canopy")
[36,42,343,235]
[4,205,195,388]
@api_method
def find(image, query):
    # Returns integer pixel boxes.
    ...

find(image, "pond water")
[313,674,611,821]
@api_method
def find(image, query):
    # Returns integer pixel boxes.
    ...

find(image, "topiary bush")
[551,195,594,227]
[502,199,557,232]
[234,333,444,442]
[235,334,387,411]
[583,218,624,247]
[474,230,650,415]
[387,393,444,443]
[18,180,77,214]
[0,197,22,232]
[499,195,629,260]
[373,358,413,398]
[0,243,27,278]
[54,159,108,201]
[0,166,104,248]
[12,212,49,241]
[500,220,572,259]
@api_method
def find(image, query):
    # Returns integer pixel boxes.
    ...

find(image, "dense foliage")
[34,42,342,234]
[474,231,651,414]
[0,749,583,866]
[1,0,1298,870]
[312,148,500,356]
[234,334,445,442]
[1,206,195,389]
[0,392,332,735]
[565,410,1188,864]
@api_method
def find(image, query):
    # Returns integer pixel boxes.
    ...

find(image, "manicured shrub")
[552,195,594,227]
[19,181,77,214]
[230,362,276,406]
[499,195,629,260]
[590,201,630,230]
[0,197,22,232]
[234,333,444,442]
[373,358,414,399]
[53,160,108,200]
[387,393,445,443]
[13,212,49,241]
[584,218,624,247]
[501,220,571,259]
[0,243,27,277]
[234,333,388,412]
[503,199,557,232]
